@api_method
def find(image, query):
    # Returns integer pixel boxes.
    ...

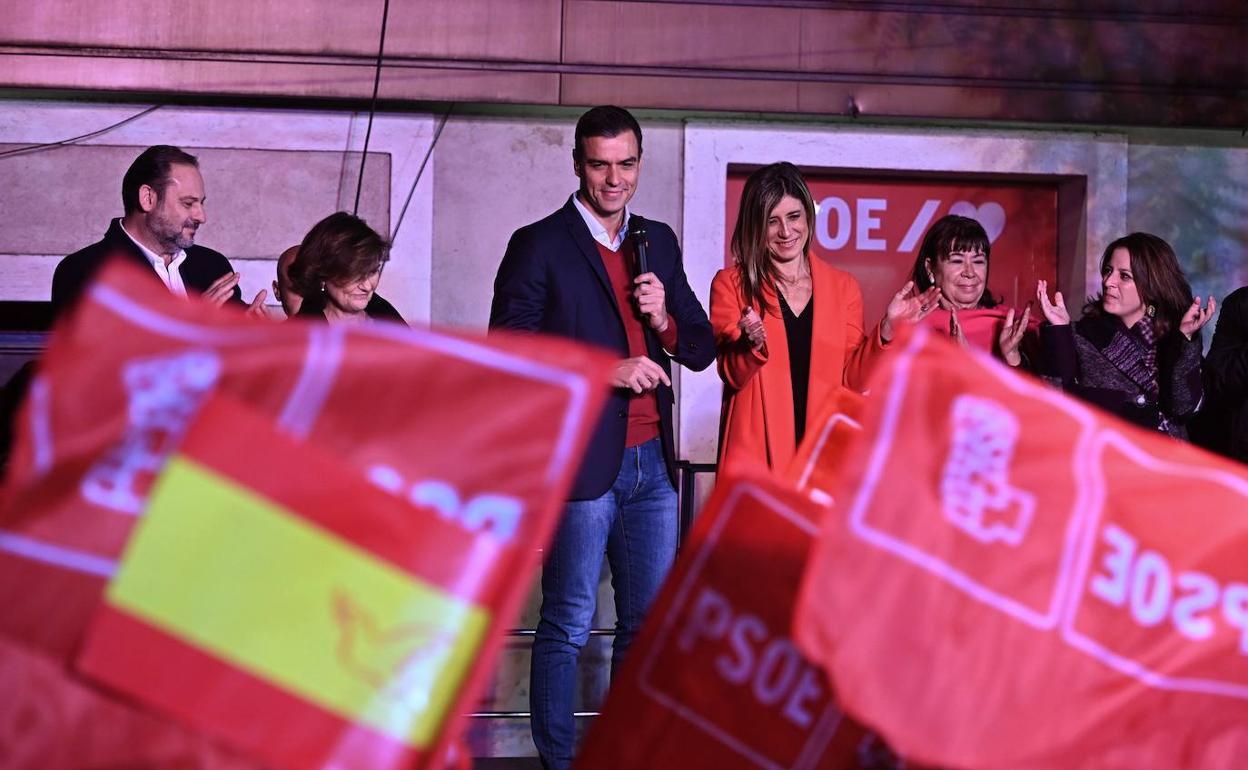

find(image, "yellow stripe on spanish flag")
[106,455,490,749]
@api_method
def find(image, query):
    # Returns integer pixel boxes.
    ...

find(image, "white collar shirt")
[119,219,188,298]
[571,194,631,253]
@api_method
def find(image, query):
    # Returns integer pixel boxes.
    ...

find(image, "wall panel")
[1,0,1240,127]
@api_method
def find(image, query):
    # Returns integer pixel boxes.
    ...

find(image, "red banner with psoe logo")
[795,327,1248,769]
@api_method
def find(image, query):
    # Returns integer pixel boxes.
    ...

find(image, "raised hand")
[946,302,970,349]
[881,280,941,343]
[997,305,1031,367]
[245,289,268,318]
[202,271,241,308]
[1179,295,1216,339]
[738,307,766,351]
[1036,280,1070,326]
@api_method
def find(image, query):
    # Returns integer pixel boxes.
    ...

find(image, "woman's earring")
[926,271,935,283]
[1146,304,1156,318]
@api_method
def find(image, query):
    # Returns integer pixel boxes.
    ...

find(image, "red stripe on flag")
[77,604,423,770]
[173,396,508,605]
[0,552,107,659]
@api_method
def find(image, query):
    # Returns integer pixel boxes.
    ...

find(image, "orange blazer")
[711,260,882,475]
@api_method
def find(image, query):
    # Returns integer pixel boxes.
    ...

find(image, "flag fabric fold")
[1,262,613,769]
[795,327,1248,769]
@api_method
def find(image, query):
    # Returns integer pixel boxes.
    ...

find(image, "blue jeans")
[529,437,678,770]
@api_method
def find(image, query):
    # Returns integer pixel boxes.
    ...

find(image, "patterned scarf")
[1102,316,1165,430]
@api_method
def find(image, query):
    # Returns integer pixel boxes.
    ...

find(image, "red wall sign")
[725,171,1059,323]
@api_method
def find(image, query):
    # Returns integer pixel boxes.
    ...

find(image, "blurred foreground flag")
[576,473,878,770]
[0,262,612,769]
[785,386,865,505]
[79,396,490,769]
[794,327,1248,769]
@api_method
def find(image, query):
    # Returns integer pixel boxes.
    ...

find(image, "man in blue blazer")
[490,106,713,769]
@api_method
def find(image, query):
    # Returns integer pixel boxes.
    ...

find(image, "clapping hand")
[942,298,970,350]
[1180,296,1216,340]
[203,271,241,308]
[1036,280,1070,326]
[245,289,268,318]
[997,305,1031,367]
[739,307,766,351]
[881,280,941,343]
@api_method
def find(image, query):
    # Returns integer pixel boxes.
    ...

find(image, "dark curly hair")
[288,212,389,297]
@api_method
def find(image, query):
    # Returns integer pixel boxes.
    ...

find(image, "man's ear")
[138,184,159,213]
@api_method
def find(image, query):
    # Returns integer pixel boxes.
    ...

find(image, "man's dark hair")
[122,145,200,215]
[573,106,643,164]
[289,211,390,297]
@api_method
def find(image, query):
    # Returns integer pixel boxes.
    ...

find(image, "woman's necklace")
[776,265,812,314]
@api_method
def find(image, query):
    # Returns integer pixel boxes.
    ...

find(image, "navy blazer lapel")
[104,219,159,273]
[561,198,623,318]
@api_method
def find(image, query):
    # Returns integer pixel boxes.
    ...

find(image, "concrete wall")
[0,100,434,322]
[4,0,1242,127]
[431,113,684,332]
[1125,129,1248,317]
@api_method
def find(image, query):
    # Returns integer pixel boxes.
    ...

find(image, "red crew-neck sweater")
[595,238,678,447]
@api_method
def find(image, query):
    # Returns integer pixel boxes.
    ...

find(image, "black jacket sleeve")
[1040,323,1079,388]
[489,227,546,333]
[1160,330,1204,421]
[1204,287,1248,407]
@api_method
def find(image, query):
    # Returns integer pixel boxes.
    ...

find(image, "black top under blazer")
[489,197,714,500]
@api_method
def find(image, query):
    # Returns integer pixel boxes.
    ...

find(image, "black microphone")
[629,215,649,278]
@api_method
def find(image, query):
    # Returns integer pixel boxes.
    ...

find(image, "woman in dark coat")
[290,211,406,325]
[1037,232,1214,439]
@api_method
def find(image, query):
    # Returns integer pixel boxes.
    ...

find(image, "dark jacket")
[1041,312,1203,439]
[489,197,714,499]
[52,218,241,319]
[295,292,407,324]
[1191,287,1248,463]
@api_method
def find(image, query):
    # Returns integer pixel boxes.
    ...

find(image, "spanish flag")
[77,396,493,770]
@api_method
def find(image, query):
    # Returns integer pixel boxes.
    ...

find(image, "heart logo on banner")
[949,201,1006,243]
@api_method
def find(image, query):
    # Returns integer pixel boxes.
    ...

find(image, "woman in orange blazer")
[712,162,904,475]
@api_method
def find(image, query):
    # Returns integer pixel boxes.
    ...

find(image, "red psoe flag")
[576,473,873,770]
[0,261,613,769]
[785,387,866,504]
[795,327,1248,769]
